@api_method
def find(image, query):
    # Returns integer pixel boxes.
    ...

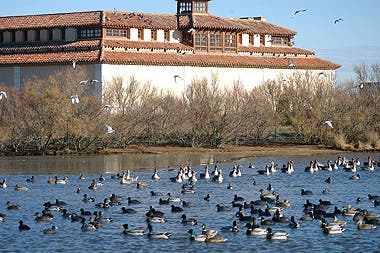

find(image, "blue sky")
[1,0,379,82]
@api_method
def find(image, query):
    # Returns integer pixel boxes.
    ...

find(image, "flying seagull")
[104,104,112,110]
[287,59,295,67]
[334,18,344,24]
[79,80,89,85]
[174,75,184,84]
[70,95,80,104]
[0,91,7,100]
[324,121,334,128]
[105,125,115,134]
[319,71,327,77]
[294,9,307,15]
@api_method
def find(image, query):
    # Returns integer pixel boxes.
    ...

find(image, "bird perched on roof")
[294,9,307,15]
[0,91,7,100]
[105,125,115,135]
[174,75,184,84]
[287,59,295,67]
[334,18,344,24]
[72,59,78,69]
[324,121,333,128]
[70,95,80,104]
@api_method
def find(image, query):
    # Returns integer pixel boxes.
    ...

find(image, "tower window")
[194,2,206,12]
[179,2,192,13]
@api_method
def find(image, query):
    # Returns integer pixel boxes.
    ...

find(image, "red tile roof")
[0,11,102,30]
[102,11,177,30]
[0,40,101,54]
[0,50,99,65]
[239,46,314,55]
[102,39,193,51]
[232,18,296,36]
[179,15,248,31]
[100,51,340,70]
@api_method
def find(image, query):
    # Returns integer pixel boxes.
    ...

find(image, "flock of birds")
[0,153,378,247]
[293,9,343,24]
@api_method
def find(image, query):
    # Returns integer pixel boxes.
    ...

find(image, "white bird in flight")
[334,18,343,24]
[355,82,364,89]
[105,125,115,134]
[0,91,7,100]
[324,121,334,128]
[70,95,80,104]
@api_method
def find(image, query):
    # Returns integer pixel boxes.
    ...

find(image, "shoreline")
[100,144,350,157]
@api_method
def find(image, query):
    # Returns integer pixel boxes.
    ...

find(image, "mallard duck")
[322,223,345,234]
[188,229,207,241]
[43,225,57,234]
[289,216,300,228]
[301,189,313,195]
[216,204,231,212]
[127,197,141,205]
[357,219,376,230]
[81,219,97,232]
[266,227,288,240]
[221,220,239,232]
[147,224,171,239]
[122,224,145,236]
[14,184,28,191]
[6,201,22,210]
[245,223,267,236]
[181,214,197,225]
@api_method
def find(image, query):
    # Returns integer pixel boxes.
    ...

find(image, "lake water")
[0,152,379,253]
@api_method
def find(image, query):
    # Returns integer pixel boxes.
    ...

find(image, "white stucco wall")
[253,34,260,47]
[157,30,165,42]
[143,29,151,41]
[241,34,249,47]
[265,35,272,47]
[100,64,335,96]
[130,28,138,41]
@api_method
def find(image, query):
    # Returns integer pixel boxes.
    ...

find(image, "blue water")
[0,152,379,253]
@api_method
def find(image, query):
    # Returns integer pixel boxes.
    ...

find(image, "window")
[151,30,157,41]
[138,29,143,40]
[36,30,40,41]
[48,29,53,41]
[11,31,15,42]
[164,30,170,41]
[61,29,66,40]
[79,29,101,39]
[272,36,289,45]
[210,34,221,52]
[195,33,207,51]
[194,2,206,12]
[0,31,3,43]
[179,2,192,13]
[22,30,28,42]
[224,34,236,52]
[106,29,127,38]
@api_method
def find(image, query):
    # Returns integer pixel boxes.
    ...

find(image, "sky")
[1,0,379,82]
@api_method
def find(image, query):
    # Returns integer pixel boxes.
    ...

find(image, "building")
[0,0,340,95]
